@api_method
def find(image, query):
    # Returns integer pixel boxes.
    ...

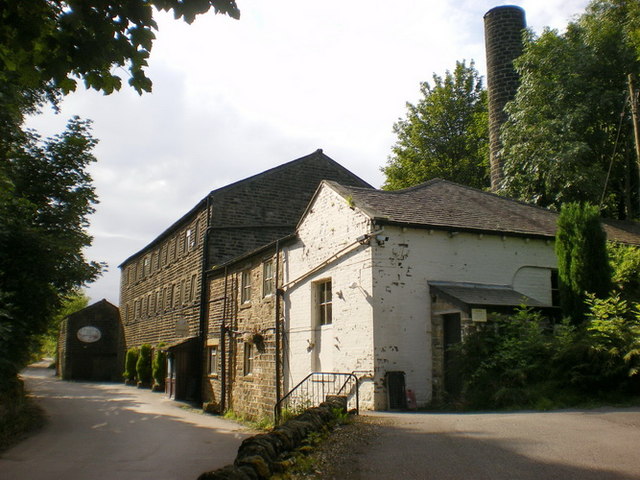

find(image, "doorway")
[443,313,462,398]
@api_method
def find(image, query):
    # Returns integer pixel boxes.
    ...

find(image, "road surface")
[341,409,640,479]
[0,362,252,480]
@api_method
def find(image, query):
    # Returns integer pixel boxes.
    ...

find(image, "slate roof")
[429,281,546,308]
[121,150,372,266]
[327,179,640,244]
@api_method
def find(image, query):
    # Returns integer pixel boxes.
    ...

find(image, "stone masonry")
[484,5,526,191]
[204,242,289,420]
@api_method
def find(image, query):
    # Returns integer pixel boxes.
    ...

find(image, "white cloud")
[26,0,590,305]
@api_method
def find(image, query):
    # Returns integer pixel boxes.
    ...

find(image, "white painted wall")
[370,226,557,407]
[283,183,558,411]
[283,184,376,407]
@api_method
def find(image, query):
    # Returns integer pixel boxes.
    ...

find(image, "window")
[143,256,150,277]
[155,290,161,313]
[317,280,332,325]
[208,346,219,376]
[190,274,197,302]
[243,342,254,375]
[176,280,182,306]
[263,260,274,297]
[168,284,174,309]
[241,270,252,303]
[184,229,191,254]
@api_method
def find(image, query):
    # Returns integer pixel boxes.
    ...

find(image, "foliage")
[555,202,612,322]
[500,0,640,219]
[223,410,274,431]
[124,347,139,382]
[382,60,489,190]
[457,298,640,410]
[136,344,153,386]
[0,0,238,409]
[38,290,89,359]
[608,243,640,302]
[457,309,554,408]
[586,293,640,379]
[0,118,101,396]
[0,0,240,97]
[152,346,167,388]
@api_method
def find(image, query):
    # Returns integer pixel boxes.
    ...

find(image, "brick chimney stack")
[484,5,526,191]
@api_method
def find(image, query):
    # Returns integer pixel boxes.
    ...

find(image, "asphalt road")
[0,363,253,480]
[347,409,640,480]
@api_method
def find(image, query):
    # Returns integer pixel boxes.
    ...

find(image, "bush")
[123,346,139,383]
[136,344,152,387]
[152,347,166,390]
[555,202,611,323]
[609,243,640,303]
[457,308,554,409]
[458,297,640,410]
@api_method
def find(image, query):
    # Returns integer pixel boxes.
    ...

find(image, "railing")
[274,372,359,425]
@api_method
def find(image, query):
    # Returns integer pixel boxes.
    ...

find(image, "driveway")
[0,362,253,480]
[332,409,640,480]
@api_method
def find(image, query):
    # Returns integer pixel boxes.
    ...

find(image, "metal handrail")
[274,371,359,425]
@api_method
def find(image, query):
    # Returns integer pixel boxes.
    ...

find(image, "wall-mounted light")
[376,235,389,246]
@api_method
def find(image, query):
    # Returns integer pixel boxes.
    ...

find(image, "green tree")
[382,60,489,190]
[39,291,89,359]
[500,0,640,219]
[0,0,240,406]
[0,0,240,97]
[0,118,101,396]
[555,203,612,322]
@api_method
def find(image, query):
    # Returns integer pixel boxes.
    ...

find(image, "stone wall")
[57,299,123,382]
[198,396,348,480]
[204,248,284,420]
[120,207,208,350]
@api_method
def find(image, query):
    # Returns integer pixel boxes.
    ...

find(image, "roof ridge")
[208,149,339,197]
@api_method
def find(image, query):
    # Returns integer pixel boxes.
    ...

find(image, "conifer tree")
[555,202,612,322]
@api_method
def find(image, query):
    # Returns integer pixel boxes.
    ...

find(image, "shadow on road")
[334,412,640,480]
[0,365,250,480]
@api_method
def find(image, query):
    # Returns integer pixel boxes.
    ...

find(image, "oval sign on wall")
[77,326,102,343]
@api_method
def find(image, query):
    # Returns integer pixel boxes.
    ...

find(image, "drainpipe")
[220,266,228,412]
[274,240,282,419]
[196,195,213,404]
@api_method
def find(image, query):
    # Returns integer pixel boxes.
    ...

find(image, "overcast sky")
[27,0,590,305]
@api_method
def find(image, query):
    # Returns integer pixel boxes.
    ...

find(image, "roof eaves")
[372,218,556,240]
[207,233,297,275]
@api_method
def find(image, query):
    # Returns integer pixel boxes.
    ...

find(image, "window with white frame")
[243,342,253,375]
[208,345,219,376]
[263,260,274,297]
[241,270,252,303]
[184,229,191,253]
[317,280,332,326]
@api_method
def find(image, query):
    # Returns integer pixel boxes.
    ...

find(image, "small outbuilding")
[57,299,124,381]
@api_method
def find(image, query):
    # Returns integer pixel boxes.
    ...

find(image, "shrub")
[457,308,554,409]
[609,243,640,303]
[136,344,153,386]
[123,347,139,383]
[152,347,166,390]
[555,202,612,323]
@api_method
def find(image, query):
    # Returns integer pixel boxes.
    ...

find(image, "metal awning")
[163,336,200,352]
[429,281,547,309]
